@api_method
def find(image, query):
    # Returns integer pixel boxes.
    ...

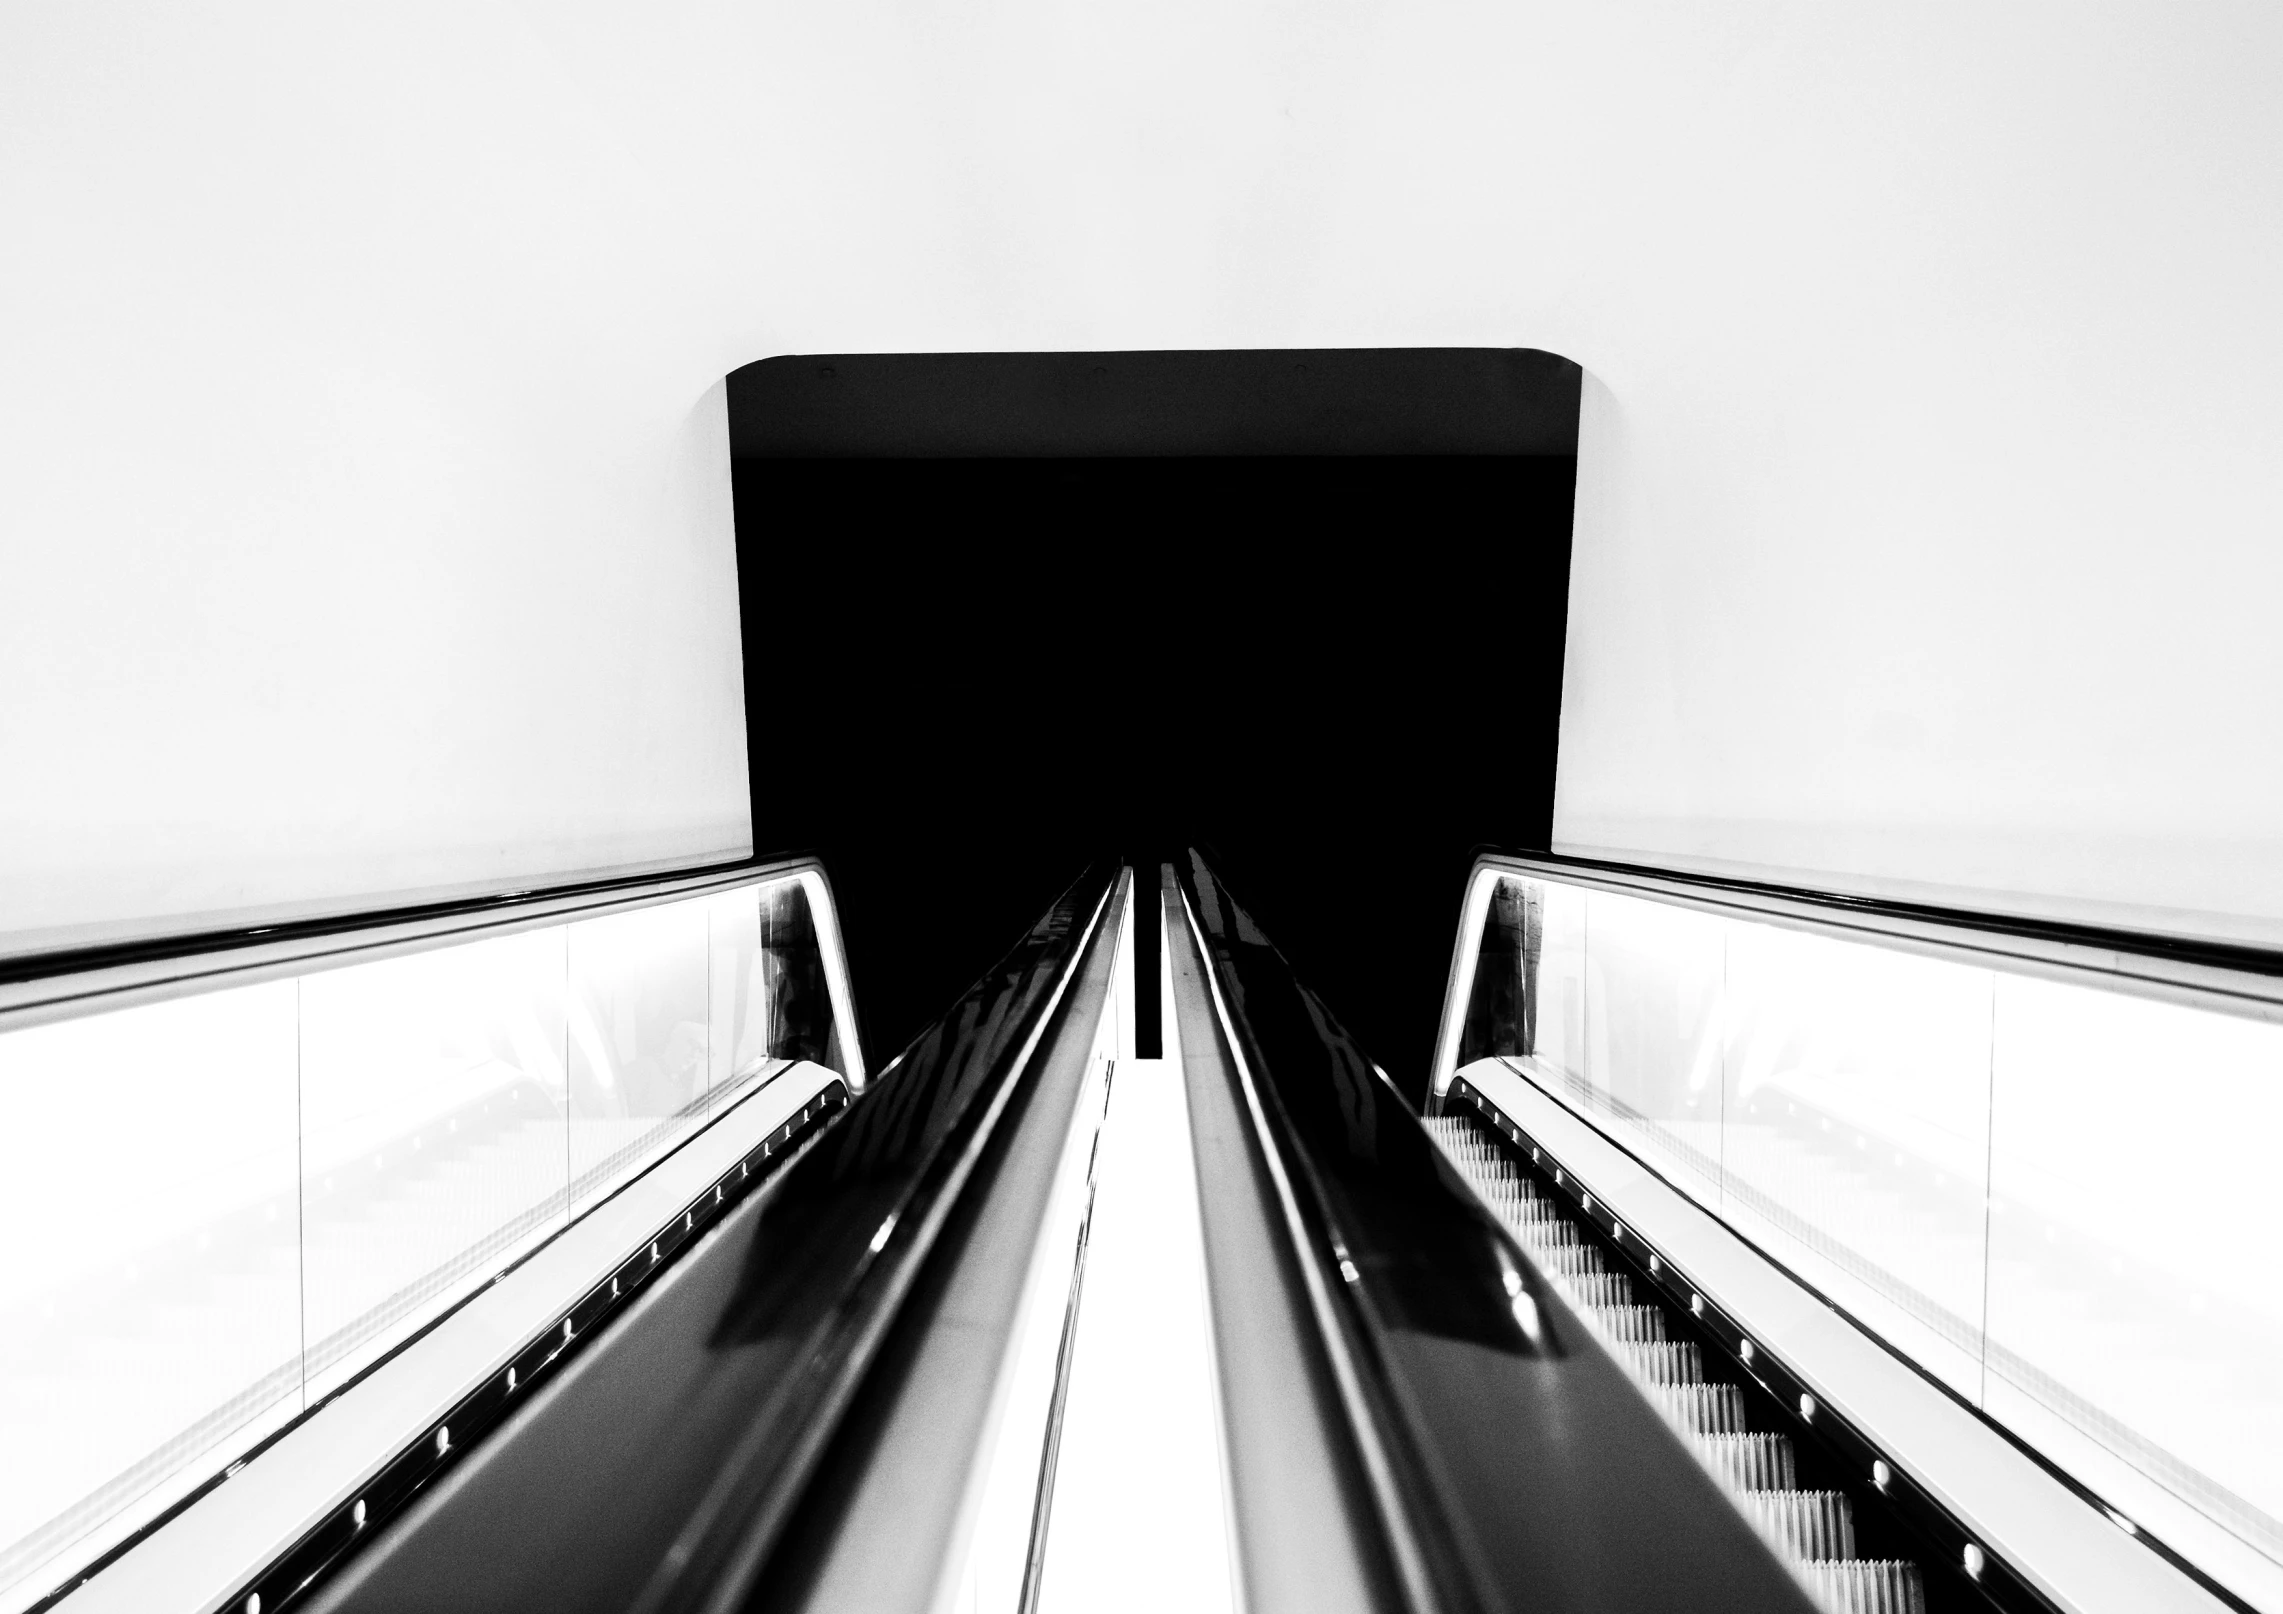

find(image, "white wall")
[8,2,2279,944]
[1,2,755,947]
[1549,8,2283,943]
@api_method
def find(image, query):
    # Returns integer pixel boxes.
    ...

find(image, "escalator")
[141,855,2222,1614]
[1424,1118,1924,1612]
[271,866,1124,1614]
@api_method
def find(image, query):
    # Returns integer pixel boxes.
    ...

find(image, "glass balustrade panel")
[1987,974,2283,1565]
[1520,877,1592,1082]
[709,887,767,1091]
[1486,868,2283,1585]
[0,873,837,1614]
[1574,890,1727,1202]
[0,982,300,1601]
[566,901,711,1217]
[298,926,572,1400]
[1715,919,1994,1399]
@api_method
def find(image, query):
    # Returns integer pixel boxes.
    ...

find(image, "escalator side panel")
[1177,853,1820,1614]
[302,867,1117,1614]
[1164,871,1403,1614]
[743,872,1127,1614]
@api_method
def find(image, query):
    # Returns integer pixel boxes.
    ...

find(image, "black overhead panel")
[725,348,1581,459]
[728,346,1581,1106]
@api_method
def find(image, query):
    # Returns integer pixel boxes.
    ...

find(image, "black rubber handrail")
[0,852,796,989]
[1482,847,2283,981]
[1176,850,1819,1614]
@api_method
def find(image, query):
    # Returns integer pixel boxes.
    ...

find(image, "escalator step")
[1610,1338,1706,1386]
[1566,1271,1634,1310]
[1524,1241,1603,1277]
[1696,1431,1798,1491]
[1583,1302,1668,1344]
[1740,1488,1857,1560]
[1800,1558,1927,1614]
[1650,1380,1750,1435]
[1432,1113,1937,1614]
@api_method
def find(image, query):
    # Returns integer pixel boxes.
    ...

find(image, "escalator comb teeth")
[1567,1271,1632,1310]
[1651,1381,1749,1435]
[1739,1489,1857,1561]
[1530,1242,1602,1280]
[1800,1559,1926,1614]
[1695,1432,1798,1492]
[1512,1222,1581,1257]
[1585,1303,1668,1345]
[1612,1339,1705,1385]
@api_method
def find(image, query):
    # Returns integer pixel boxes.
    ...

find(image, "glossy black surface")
[1499,849,2283,981]
[740,875,1126,1614]
[0,856,773,987]
[1178,851,1820,1614]
[733,447,1578,1104]
[727,349,1582,458]
[1166,867,1409,1614]
[1133,871,1162,1058]
[755,878,847,1073]
[1182,856,1550,1357]
[1455,877,1538,1071]
[305,864,1116,1614]
[175,1089,846,1614]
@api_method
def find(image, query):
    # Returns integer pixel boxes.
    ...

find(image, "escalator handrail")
[1456,848,2283,1012]
[0,854,864,1077]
